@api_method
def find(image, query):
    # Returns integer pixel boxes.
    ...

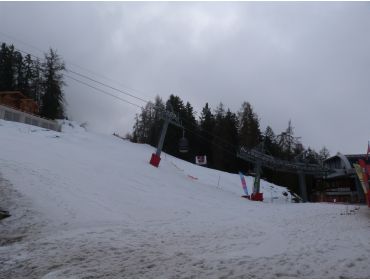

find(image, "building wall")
[313,153,368,204]
[0,91,39,115]
[20,99,39,114]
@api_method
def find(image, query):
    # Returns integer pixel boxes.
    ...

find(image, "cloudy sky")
[1,2,370,155]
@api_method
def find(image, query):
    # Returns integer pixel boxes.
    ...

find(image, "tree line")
[131,94,330,193]
[0,42,65,119]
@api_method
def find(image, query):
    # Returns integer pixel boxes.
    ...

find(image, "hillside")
[0,120,369,278]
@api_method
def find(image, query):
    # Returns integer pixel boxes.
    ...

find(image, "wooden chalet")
[0,91,39,115]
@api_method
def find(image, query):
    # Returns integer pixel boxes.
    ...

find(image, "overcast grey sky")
[1,2,370,155]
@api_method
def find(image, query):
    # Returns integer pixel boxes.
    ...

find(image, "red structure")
[149,153,161,168]
[241,193,263,201]
[250,192,264,201]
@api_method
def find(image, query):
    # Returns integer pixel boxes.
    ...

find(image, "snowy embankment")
[0,120,369,278]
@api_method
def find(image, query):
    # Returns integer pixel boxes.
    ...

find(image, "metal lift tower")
[237,146,331,202]
[149,105,183,168]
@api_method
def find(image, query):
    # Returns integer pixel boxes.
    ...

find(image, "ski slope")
[0,120,369,278]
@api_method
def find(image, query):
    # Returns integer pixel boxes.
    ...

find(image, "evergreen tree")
[0,43,16,91]
[131,113,141,143]
[212,103,238,172]
[132,101,156,144]
[21,54,35,98]
[263,126,279,156]
[238,101,261,149]
[222,109,239,172]
[318,146,330,164]
[148,95,165,147]
[212,103,226,170]
[305,147,319,164]
[30,58,42,104]
[163,95,186,158]
[199,103,215,167]
[184,102,197,131]
[276,120,302,160]
[40,48,65,119]
[0,43,56,109]
[293,142,305,158]
[182,101,198,161]
[13,50,25,92]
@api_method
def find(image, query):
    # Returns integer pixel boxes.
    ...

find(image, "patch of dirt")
[0,210,10,220]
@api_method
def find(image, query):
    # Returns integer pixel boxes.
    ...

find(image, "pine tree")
[211,103,238,172]
[21,54,35,98]
[276,120,302,160]
[163,95,186,158]
[199,103,215,167]
[222,109,239,172]
[238,101,261,149]
[212,103,226,170]
[263,126,279,156]
[131,113,141,143]
[133,101,156,143]
[40,48,66,119]
[0,43,16,91]
[31,58,42,104]
[318,146,330,164]
[182,101,198,161]
[305,147,319,164]
[13,50,25,92]
[148,95,165,147]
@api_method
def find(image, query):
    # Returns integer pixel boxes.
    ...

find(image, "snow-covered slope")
[0,120,369,278]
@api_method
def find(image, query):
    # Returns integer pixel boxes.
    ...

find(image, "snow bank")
[0,119,369,278]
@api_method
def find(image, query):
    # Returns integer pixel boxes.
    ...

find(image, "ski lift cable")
[179,122,239,157]
[1,43,145,110]
[176,114,243,150]
[0,31,153,102]
[6,42,233,150]
[67,69,149,104]
[1,38,283,158]
[0,35,221,132]
[0,36,243,151]
[3,43,151,106]
[0,34,264,147]
[64,74,144,109]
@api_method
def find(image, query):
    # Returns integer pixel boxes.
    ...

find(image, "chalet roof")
[344,154,368,159]
[325,153,367,162]
[0,91,26,98]
[0,91,23,94]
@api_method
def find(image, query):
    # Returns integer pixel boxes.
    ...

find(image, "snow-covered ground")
[0,120,369,278]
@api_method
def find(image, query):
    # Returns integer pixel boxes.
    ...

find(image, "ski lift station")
[149,106,370,206]
[312,153,370,204]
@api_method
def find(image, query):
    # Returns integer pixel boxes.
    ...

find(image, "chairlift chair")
[179,128,189,153]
